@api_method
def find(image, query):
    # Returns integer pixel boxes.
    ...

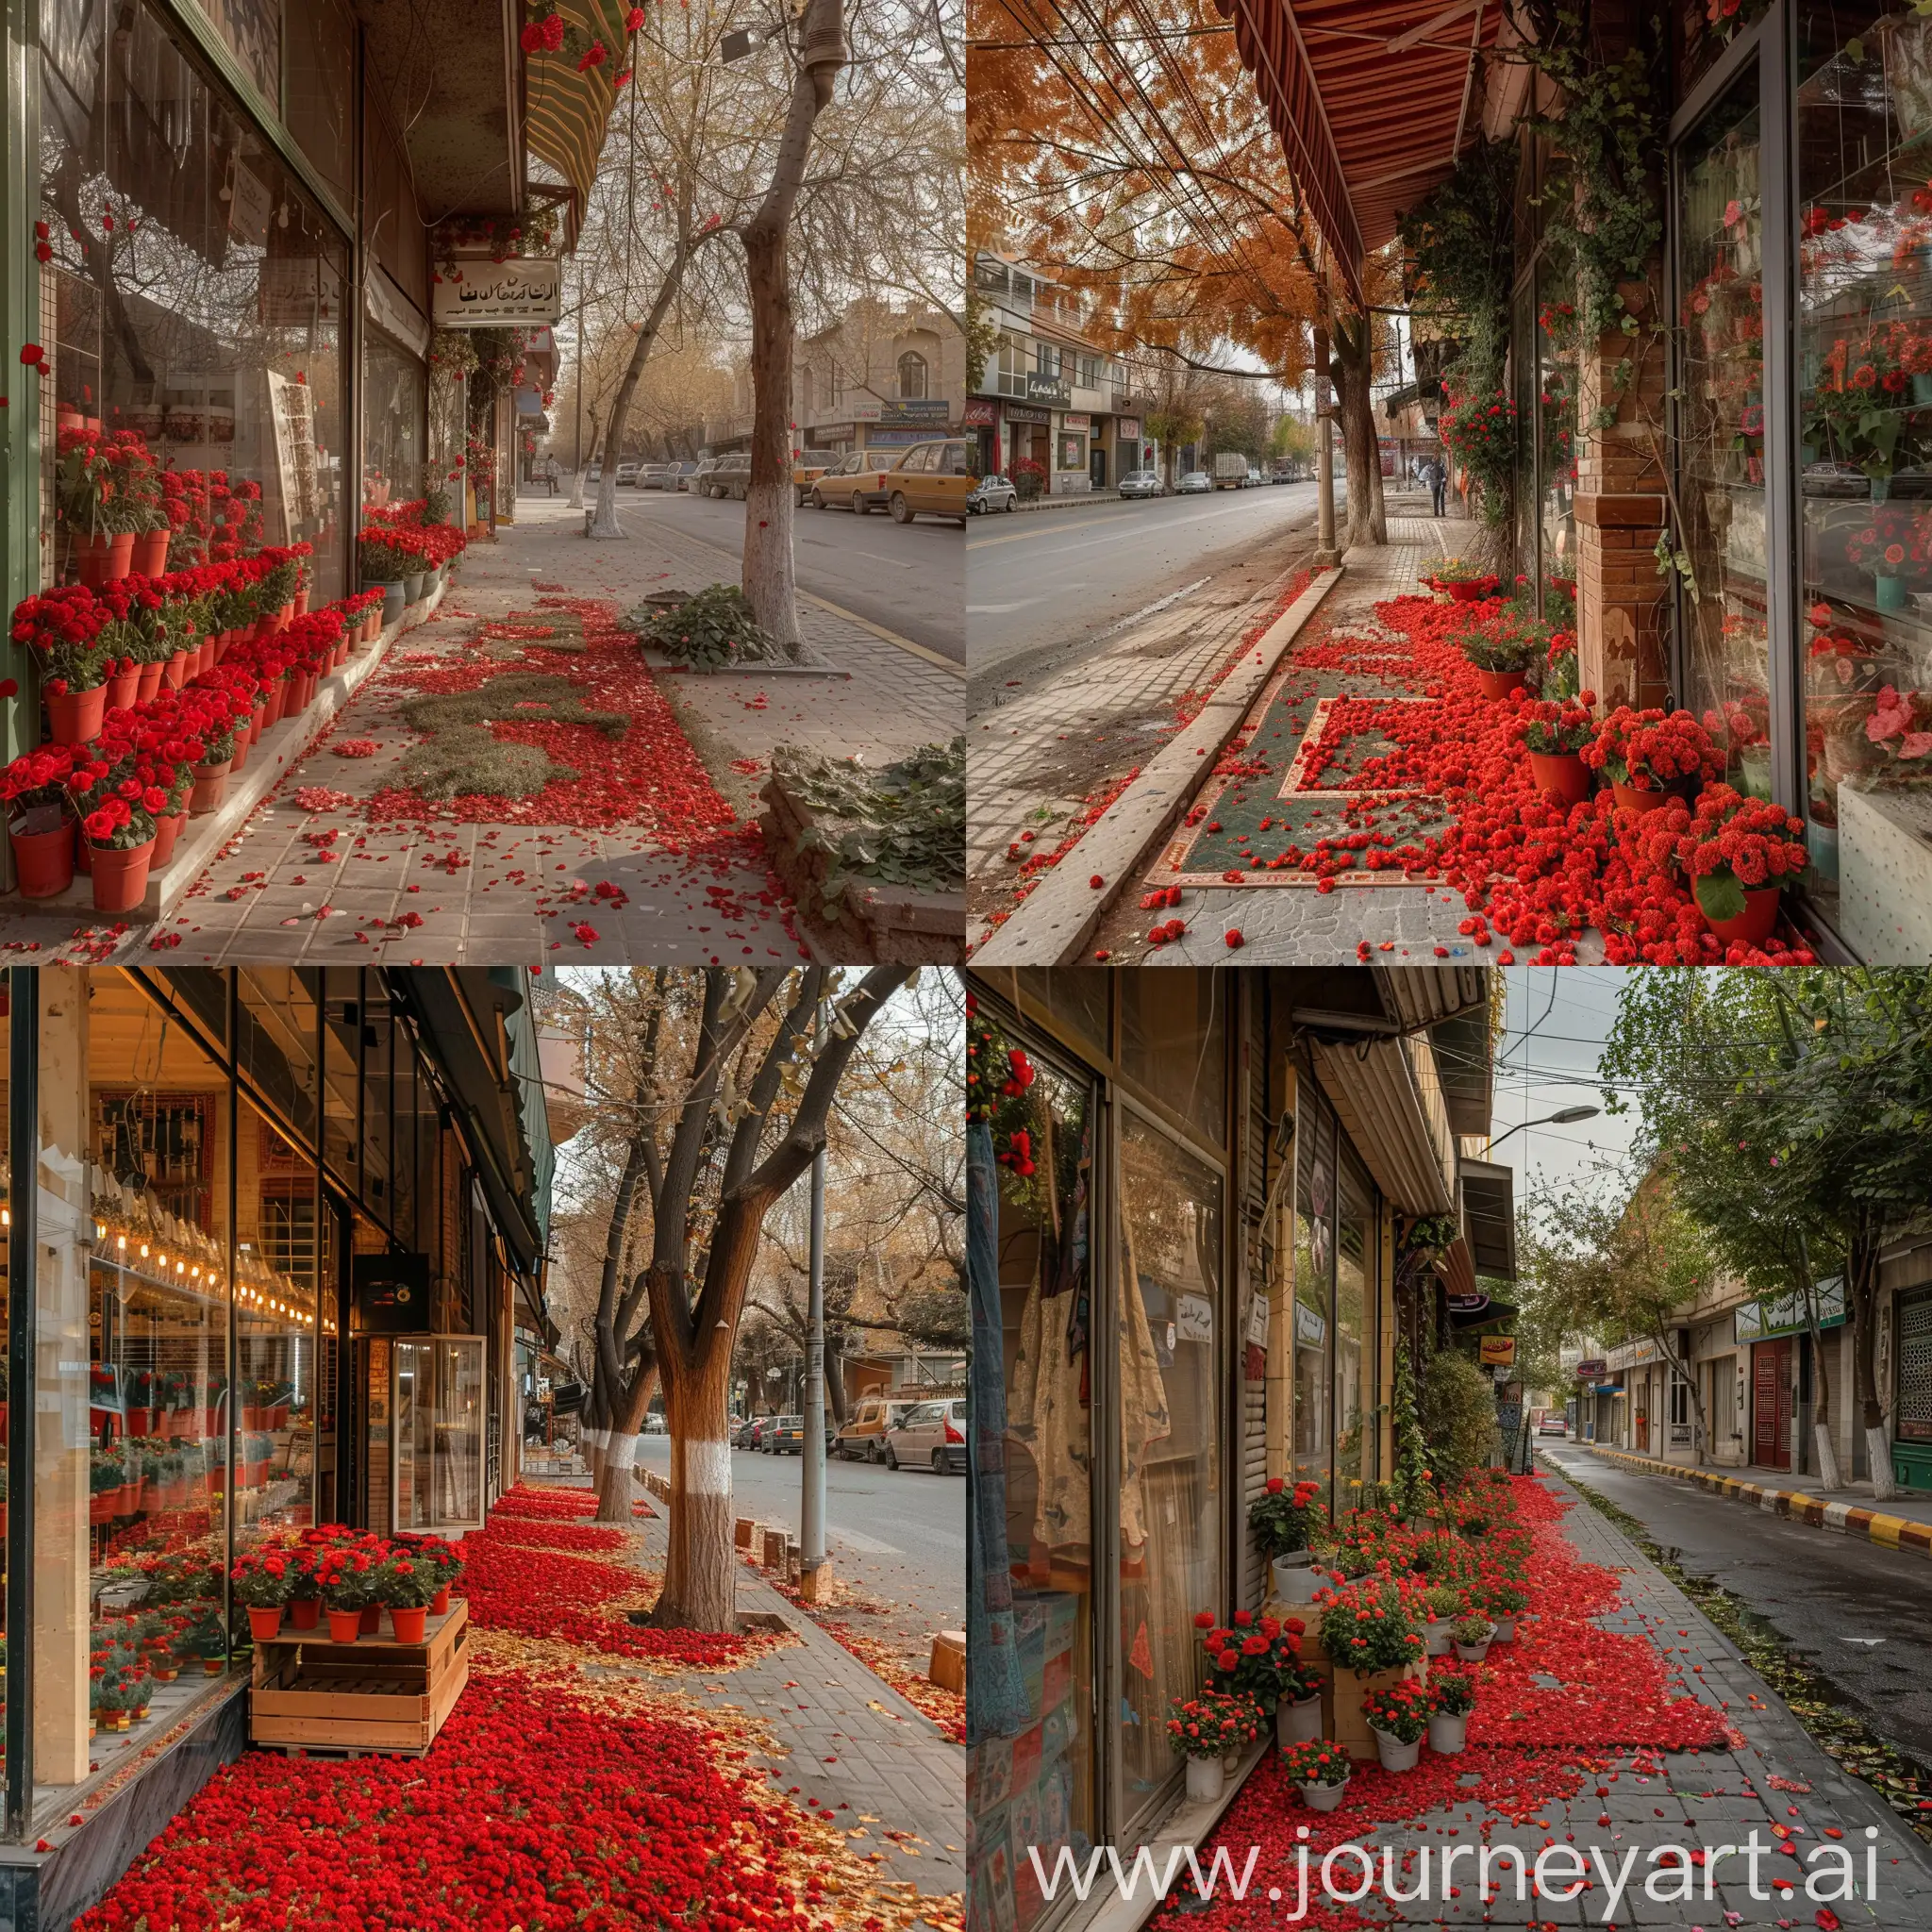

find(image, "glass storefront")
[39,0,349,601]
[0,967,530,1841]
[363,327,426,509]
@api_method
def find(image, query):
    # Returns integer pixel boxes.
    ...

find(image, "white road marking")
[967,600,1043,613]
[831,1526,904,1555]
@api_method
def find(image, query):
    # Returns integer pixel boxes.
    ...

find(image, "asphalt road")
[965,480,1330,688]
[633,1432,964,1638]
[594,481,965,662]
[1541,1441,1932,1768]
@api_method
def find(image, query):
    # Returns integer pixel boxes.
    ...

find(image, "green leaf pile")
[773,735,964,912]
[626,584,791,670]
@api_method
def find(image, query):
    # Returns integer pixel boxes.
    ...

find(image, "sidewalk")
[586,1475,967,1909]
[6,498,961,966]
[1585,1441,1932,1555]
[1118,1464,1932,1932]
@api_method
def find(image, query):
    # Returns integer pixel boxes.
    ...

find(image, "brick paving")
[2,495,960,966]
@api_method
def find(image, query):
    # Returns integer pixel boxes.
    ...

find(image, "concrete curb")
[1584,1442,1932,1557]
[973,562,1345,965]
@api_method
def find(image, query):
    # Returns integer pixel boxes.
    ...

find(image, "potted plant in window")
[1360,1676,1431,1773]
[1429,1669,1477,1754]
[1165,1690,1266,1804]
[1249,1475,1326,1601]
[1278,1739,1354,1813]
[230,1547,294,1643]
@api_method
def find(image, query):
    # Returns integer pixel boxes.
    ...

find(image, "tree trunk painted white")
[598,1431,640,1520]
[736,0,844,648]
[657,1407,736,1629]
[1813,1423,1842,1491]
[1868,1426,1897,1501]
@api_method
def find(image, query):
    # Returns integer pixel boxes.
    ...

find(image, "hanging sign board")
[1479,1335,1517,1368]
[433,257,565,327]
[353,1252,431,1333]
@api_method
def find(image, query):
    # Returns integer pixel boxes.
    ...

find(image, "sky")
[1489,967,1641,1233]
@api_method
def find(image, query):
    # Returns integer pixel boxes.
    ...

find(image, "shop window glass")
[1117,1110,1222,1833]
[38,1,346,602]
[1291,1104,1331,1492]
[364,326,426,508]
[236,970,316,1148]
[1677,75,1768,797]
[416,1076,441,1273]
[321,969,358,1185]
[283,0,354,210]
[362,991,391,1215]
[82,975,232,1801]
[391,1046,417,1247]
[364,104,428,317]
[200,0,281,102]
[1538,274,1579,621]
[235,1096,317,1541]
[1333,1153,1374,1499]
[1796,8,1932,935]
[1512,280,1539,579]
[1677,0,1768,105]
[980,1052,1095,1931]
[1015,969,1109,1059]
[1118,974,1224,1148]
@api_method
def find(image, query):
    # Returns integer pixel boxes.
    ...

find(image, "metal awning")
[1458,1156,1516,1279]
[1313,1034,1455,1215]
[1210,0,1506,296]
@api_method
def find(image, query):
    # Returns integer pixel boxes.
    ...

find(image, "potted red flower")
[1424,556,1501,604]
[0,742,79,896]
[1642,783,1808,945]
[1585,706,1724,812]
[229,1547,294,1643]
[313,1545,382,1644]
[1517,691,1598,803]
[68,749,162,914]
[1165,1689,1266,1804]
[1278,1738,1353,1812]
[11,585,115,742]
[1360,1676,1431,1773]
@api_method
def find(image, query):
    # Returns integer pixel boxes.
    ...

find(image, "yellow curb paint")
[1866,1515,1905,1549]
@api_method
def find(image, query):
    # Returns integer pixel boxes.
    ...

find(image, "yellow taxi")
[790,448,841,507]
[881,438,973,525]
[808,450,891,513]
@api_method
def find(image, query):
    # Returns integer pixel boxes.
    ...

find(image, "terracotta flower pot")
[247,1606,284,1643]
[133,528,171,575]
[136,660,164,702]
[1526,750,1591,804]
[8,807,75,897]
[262,684,287,727]
[230,730,249,774]
[1611,779,1669,815]
[1474,667,1526,700]
[202,1657,226,1676]
[391,1607,428,1644]
[295,588,310,615]
[152,809,188,866]
[46,682,108,744]
[190,759,232,814]
[326,1608,362,1644]
[430,1585,451,1616]
[89,835,156,914]
[164,647,191,690]
[1446,577,1494,604]
[107,664,141,709]
[1706,884,1782,946]
[290,1596,322,1630]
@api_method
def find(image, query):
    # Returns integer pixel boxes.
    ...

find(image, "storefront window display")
[985,1049,1097,1932]
[1291,1110,1331,1491]
[1795,5,1932,923]
[1333,1158,1374,1491]
[1116,1109,1222,1833]
[1677,74,1770,798]
[1539,281,1578,613]
[363,327,426,509]
[39,0,347,602]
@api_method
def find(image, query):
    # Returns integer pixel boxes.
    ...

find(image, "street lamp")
[1488,1105,1599,1149]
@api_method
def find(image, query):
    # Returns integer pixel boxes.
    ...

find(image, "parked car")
[614,460,641,487]
[697,453,751,500]
[690,456,726,496]
[791,448,841,507]
[884,1397,967,1474]
[640,463,673,489]
[586,461,602,484]
[881,439,974,525]
[669,461,699,490]
[1537,1414,1569,1438]
[1176,471,1211,493]
[641,1413,668,1435]
[808,450,891,513]
[730,1415,758,1447]
[1118,470,1164,498]
[1246,467,1265,487]
[966,473,1017,514]
[834,1395,926,1462]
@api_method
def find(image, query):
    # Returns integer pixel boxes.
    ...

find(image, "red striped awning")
[525,1,635,208]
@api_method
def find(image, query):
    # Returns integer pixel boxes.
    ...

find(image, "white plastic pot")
[1299,1775,1350,1813]
[1453,1631,1493,1662]
[1491,1616,1517,1642]
[1371,1726,1422,1774]
[1428,1711,1468,1756]
[1185,1755,1224,1804]
[1276,1692,1323,1748]
[1424,1623,1454,1657]
[1271,1552,1319,1603]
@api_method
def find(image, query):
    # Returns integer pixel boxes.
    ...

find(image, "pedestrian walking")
[1426,456,1447,518]
[546,456,558,497]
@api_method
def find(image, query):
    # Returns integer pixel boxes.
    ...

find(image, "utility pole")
[568,269,588,510]
[799,1145,829,1601]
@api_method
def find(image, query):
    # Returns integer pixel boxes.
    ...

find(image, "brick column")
[1573,280,1672,712]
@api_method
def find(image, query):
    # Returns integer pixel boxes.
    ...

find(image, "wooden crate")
[249,1600,471,1757]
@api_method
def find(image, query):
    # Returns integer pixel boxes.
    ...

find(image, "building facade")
[965,965,1512,1932]
[795,299,965,460]
[0,965,553,1918]
[2,0,613,797]
[970,256,1157,494]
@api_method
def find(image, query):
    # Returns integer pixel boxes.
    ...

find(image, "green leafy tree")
[1419,1348,1496,1493]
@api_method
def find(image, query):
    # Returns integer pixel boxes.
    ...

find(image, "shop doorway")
[358,1335,489,1533]
[1753,1338,1792,1471]
[1090,444,1107,490]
